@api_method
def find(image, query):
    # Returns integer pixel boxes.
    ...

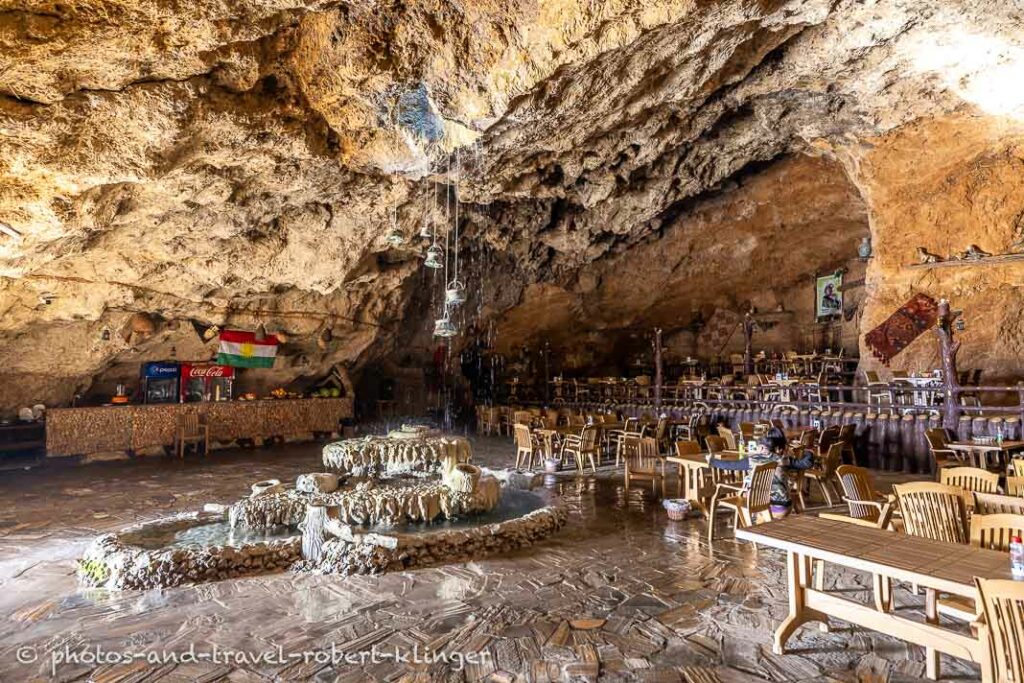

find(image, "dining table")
[946,439,1024,469]
[737,515,1007,681]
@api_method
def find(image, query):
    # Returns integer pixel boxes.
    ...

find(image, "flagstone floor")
[0,435,976,682]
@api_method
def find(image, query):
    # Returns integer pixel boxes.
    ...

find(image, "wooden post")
[935,299,962,432]
[743,310,756,377]
[653,328,663,411]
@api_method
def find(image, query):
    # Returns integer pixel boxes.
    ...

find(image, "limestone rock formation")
[3,0,1024,409]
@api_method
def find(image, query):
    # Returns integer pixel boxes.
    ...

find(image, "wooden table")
[947,440,1024,469]
[664,452,709,509]
[737,516,1009,682]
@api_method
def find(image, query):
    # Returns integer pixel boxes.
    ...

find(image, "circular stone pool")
[78,482,566,590]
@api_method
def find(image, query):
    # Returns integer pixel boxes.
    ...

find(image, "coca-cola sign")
[183,364,235,379]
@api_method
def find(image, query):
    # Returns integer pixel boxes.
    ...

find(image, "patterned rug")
[864,293,939,365]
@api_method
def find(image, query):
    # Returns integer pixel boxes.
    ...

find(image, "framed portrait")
[815,273,843,319]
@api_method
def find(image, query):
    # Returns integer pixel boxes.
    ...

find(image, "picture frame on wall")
[815,272,843,320]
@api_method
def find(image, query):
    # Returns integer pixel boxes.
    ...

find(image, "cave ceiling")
[1,0,1023,405]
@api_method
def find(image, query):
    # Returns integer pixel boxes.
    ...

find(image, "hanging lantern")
[424,244,444,269]
[445,279,466,306]
[386,225,405,246]
[433,309,457,338]
[419,219,432,240]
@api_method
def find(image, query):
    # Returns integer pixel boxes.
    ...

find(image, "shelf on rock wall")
[906,252,1024,270]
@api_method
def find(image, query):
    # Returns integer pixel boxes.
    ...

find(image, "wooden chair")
[974,577,1024,682]
[1011,458,1024,477]
[609,418,639,462]
[705,435,726,457]
[513,424,538,470]
[835,465,895,528]
[676,412,704,442]
[1008,476,1024,497]
[708,461,777,543]
[926,428,961,470]
[893,482,969,545]
[479,406,500,436]
[939,466,999,502]
[837,423,856,464]
[803,442,844,506]
[175,413,209,459]
[716,425,738,451]
[738,422,755,443]
[970,513,1024,552]
[817,425,840,459]
[652,417,670,454]
[561,426,599,473]
[975,491,1024,515]
[624,436,664,494]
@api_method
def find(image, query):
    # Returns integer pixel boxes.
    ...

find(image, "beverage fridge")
[180,364,235,403]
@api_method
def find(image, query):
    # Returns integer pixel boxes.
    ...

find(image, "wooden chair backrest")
[894,482,970,544]
[654,417,668,441]
[818,425,840,452]
[746,461,778,514]
[798,429,819,449]
[975,491,1024,515]
[637,437,660,469]
[705,435,725,455]
[568,414,585,427]
[838,423,855,442]
[925,429,949,451]
[179,413,200,434]
[544,409,560,425]
[513,410,533,425]
[970,513,1024,552]
[739,422,755,441]
[513,424,532,449]
[975,577,1024,683]
[819,443,843,478]
[836,465,879,522]
[674,440,702,457]
[939,466,1000,495]
[580,425,598,450]
[1007,476,1024,497]
[716,426,737,450]
[1012,458,1024,477]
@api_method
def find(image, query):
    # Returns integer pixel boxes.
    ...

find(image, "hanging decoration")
[385,203,404,246]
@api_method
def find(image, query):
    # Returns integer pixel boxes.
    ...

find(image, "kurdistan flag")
[217,329,279,368]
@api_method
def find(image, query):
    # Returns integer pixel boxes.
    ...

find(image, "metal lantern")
[445,279,466,306]
[386,226,405,246]
[433,311,457,338]
[419,220,432,240]
[424,244,444,269]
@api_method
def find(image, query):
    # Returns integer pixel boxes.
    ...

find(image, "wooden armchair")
[561,425,599,473]
[970,512,1024,551]
[835,465,895,528]
[837,423,856,464]
[803,442,844,506]
[624,436,664,494]
[926,428,960,471]
[175,413,209,459]
[974,577,1024,683]
[708,461,777,543]
[1011,457,1024,477]
[513,424,539,470]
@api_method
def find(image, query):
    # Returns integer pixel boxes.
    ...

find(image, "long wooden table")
[736,516,1009,682]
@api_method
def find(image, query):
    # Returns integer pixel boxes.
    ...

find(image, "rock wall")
[3,0,1024,410]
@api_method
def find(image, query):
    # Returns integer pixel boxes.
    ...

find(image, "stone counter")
[46,398,353,457]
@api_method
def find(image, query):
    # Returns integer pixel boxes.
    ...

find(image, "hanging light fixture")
[445,279,466,306]
[433,308,457,337]
[424,243,444,268]
[385,204,404,246]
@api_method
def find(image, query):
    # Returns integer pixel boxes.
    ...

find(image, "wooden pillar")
[935,299,962,432]
[654,328,663,411]
[743,310,755,376]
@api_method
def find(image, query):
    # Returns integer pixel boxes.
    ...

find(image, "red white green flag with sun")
[216,329,279,368]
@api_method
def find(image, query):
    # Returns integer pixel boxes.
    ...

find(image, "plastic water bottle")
[1011,536,1024,580]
